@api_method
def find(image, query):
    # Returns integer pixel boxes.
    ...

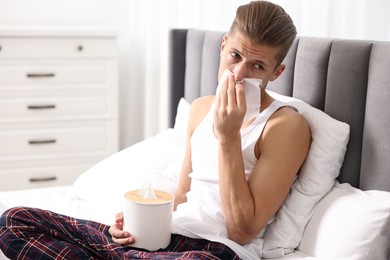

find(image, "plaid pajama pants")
[0,207,240,259]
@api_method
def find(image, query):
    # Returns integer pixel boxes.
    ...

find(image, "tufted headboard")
[168,29,390,192]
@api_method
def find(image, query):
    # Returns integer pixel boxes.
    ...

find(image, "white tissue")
[138,180,157,199]
[216,69,262,122]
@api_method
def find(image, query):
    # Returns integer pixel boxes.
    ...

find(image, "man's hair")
[229,0,297,65]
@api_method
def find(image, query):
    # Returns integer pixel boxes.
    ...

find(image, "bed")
[1,29,390,260]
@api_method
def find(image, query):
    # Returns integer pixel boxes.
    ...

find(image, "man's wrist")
[217,134,241,146]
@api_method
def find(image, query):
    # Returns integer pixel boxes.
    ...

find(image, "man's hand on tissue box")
[109,212,135,246]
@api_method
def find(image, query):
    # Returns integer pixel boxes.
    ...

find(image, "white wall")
[1,0,389,149]
[274,0,390,41]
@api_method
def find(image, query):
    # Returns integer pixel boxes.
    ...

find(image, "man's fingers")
[112,236,135,245]
[109,224,135,245]
[235,82,246,113]
[115,212,123,220]
[219,76,229,108]
[109,223,129,236]
[227,75,237,106]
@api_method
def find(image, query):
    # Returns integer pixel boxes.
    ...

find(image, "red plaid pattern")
[0,207,240,259]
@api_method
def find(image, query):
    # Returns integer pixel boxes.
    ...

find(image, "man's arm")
[214,76,311,244]
[218,107,310,244]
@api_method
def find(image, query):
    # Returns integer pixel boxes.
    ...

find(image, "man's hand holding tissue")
[109,212,135,245]
[214,74,246,142]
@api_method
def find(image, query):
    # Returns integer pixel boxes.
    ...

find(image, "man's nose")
[232,64,247,82]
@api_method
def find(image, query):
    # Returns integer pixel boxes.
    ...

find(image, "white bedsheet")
[0,185,118,226]
[0,185,116,260]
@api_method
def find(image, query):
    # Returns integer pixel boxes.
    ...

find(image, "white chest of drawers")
[0,27,119,191]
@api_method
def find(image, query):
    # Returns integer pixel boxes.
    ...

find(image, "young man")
[0,1,310,259]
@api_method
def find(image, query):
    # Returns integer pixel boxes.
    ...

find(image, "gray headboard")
[168,29,390,192]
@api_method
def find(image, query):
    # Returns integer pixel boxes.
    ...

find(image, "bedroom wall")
[1,0,390,150]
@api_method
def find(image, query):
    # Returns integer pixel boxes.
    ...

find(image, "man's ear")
[270,64,286,81]
[220,35,228,53]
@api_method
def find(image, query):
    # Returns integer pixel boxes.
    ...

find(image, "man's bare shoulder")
[191,96,215,110]
[270,105,308,129]
[190,96,215,119]
[188,95,215,133]
[263,106,311,147]
[258,105,311,176]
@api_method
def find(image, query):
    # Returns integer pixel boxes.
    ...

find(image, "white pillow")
[262,90,350,258]
[72,129,185,202]
[173,97,191,141]
[164,97,191,183]
[72,97,191,203]
[298,182,390,260]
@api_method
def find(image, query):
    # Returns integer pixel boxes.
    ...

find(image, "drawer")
[0,94,116,122]
[0,163,93,191]
[0,60,115,88]
[0,37,116,58]
[0,121,118,160]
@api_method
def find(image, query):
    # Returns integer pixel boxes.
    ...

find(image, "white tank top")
[172,100,287,260]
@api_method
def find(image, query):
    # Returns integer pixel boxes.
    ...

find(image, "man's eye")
[254,63,263,70]
[230,52,240,59]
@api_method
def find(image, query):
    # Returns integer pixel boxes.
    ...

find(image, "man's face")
[218,30,285,88]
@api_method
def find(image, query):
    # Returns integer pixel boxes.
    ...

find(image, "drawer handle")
[28,139,57,145]
[27,104,56,110]
[29,176,57,183]
[26,73,55,78]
